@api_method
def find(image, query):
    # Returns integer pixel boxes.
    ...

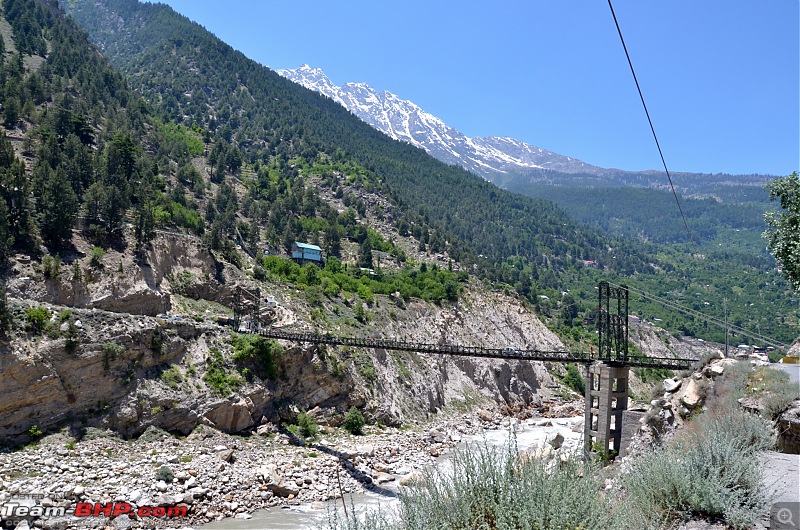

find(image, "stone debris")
[0,410,526,528]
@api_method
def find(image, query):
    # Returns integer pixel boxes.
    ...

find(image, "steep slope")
[278,64,603,179]
[0,0,577,449]
[60,0,798,349]
[62,0,656,295]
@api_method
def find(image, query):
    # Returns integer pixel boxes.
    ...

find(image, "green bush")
[159,365,184,389]
[763,385,799,420]
[621,408,774,529]
[748,366,800,420]
[231,334,282,380]
[202,348,243,396]
[42,254,61,281]
[342,407,365,435]
[89,246,106,268]
[155,466,174,483]
[24,306,50,334]
[296,411,318,439]
[562,363,585,395]
[27,425,43,439]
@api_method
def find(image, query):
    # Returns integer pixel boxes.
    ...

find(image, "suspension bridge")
[232,281,716,459]
[235,281,696,371]
[256,328,694,370]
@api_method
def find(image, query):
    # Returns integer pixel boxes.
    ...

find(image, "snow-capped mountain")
[277,65,602,180]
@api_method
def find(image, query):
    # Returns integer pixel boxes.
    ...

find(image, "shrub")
[155,466,174,483]
[562,363,585,395]
[42,254,61,281]
[159,365,184,389]
[102,342,125,370]
[231,334,283,380]
[202,348,242,396]
[296,411,318,439]
[621,408,774,529]
[89,246,106,268]
[24,306,50,334]
[327,439,636,530]
[27,425,43,439]
[763,387,799,420]
[342,407,365,435]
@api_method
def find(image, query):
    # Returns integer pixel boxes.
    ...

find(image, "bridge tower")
[584,281,630,460]
[233,286,261,332]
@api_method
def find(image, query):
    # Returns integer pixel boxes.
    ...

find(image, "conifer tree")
[38,167,78,247]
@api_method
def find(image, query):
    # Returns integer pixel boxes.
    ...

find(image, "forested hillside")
[0,0,794,348]
[0,0,151,258]
[513,184,770,245]
[61,0,658,293]
[63,0,799,347]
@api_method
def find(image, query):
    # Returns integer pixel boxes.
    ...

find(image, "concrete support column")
[584,363,629,459]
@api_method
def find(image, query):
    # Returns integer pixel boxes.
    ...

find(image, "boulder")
[399,471,424,487]
[258,464,300,497]
[204,399,255,433]
[663,378,682,393]
[374,472,395,484]
[706,358,737,378]
[680,379,704,409]
[215,449,235,463]
[547,432,565,450]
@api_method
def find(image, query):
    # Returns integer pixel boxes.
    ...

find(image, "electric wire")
[607,0,695,248]
[608,282,785,349]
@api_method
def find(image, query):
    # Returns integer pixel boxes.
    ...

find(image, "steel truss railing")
[258,328,695,370]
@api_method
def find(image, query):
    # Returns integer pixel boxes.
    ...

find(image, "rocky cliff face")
[0,232,564,445]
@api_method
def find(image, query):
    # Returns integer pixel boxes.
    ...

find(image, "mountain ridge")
[278,64,603,179]
[277,64,775,196]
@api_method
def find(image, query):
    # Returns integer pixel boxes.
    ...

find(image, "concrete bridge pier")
[584,362,629,459]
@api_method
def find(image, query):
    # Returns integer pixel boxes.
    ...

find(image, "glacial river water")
[201,417,583,530]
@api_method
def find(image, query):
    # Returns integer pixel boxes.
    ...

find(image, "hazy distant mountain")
[277,65,603,179]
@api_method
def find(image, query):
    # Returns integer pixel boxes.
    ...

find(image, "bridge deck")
[258,329,695,370]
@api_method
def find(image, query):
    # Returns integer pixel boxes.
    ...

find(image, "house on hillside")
[291,242,323,265]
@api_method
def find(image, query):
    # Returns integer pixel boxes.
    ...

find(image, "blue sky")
[158,0,798,176]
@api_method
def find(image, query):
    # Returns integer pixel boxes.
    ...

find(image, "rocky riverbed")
[0,401,583,530]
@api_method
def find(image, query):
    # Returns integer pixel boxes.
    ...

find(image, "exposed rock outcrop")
[777,403,800,454]
[0,232,567,445]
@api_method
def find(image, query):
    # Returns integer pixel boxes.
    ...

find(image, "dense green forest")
[61,0,659,289]
[511,184,770,245]
[498,166,775,201]
[0,0,794,348]
[0,0,150,256]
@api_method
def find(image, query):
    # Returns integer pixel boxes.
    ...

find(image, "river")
[200,416,584,530]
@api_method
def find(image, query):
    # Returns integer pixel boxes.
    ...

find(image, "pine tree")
[134,185,156,251]
[358,238,374,269]
[324,224,341,258]
[38,167,78,247]
[0,283,12,339]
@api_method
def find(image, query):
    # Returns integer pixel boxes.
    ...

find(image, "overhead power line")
[606,0,695,247]
[608,282,786,349]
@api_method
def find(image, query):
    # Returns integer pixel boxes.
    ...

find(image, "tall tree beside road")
[765,172,800,291]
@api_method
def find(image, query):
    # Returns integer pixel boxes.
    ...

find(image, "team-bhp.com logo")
[1,501,186,524]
